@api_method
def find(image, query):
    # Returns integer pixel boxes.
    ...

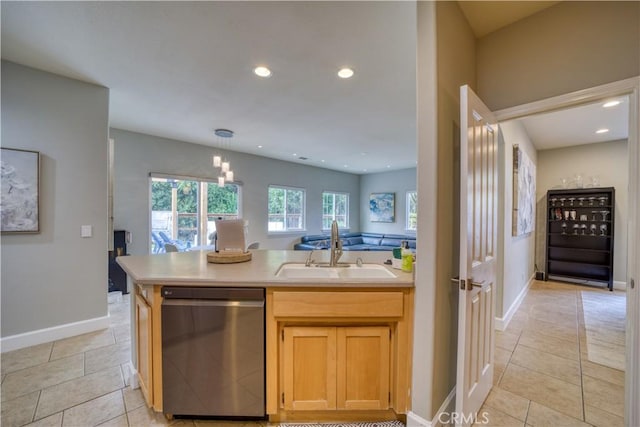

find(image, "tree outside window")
[150,176,240,253]
[406,191,417,231]
[322,192,349,229]
[268,186,305,232]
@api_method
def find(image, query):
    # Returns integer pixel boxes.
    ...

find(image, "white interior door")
[455,85,498,426]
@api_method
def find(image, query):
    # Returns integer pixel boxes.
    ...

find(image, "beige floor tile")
[483,386,529,421]
[113,324,131,344]
[97,414,129,427]
[518,330,579,361]
[525,401,589,426]
[1,390,39,427]
[474,404,524,427]
[126,406,171,426]
[0,342,53,376]
[61,390,125,426]
[496,330,520,352]
[582,375,624,417]
[523,318,578,343]
[123,386,146,412]
[25,412,63,427]
[581,360,625,387]
[50,329,115,361]
[510,345,581,386]
[584,403,624,427]
[1,354,84,402]
[85,341,131,375]
[499,364,583,420]
[35,366,124,420]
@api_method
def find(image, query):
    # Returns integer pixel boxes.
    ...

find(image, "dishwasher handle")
[162,299,264,308]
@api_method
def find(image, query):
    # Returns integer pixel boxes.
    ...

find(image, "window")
[268,186,305,232]
[322,192,349,230]
[150,175,241,253]
[406,191,417,231]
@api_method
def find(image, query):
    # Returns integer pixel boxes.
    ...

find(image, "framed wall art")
[512,145,536,236]
[1,147,40,233]
[369,192,395,223]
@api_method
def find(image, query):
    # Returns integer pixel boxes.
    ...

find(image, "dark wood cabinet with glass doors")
[546,187,615,291]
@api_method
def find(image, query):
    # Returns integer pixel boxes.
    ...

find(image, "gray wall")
[536,140,629,284]
[1,61,109,337]
[477,1,640,111]
[359,168,416,235]
[498,121,537,318]
[111,128,361,253]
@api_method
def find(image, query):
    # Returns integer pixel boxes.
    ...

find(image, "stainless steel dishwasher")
[161,287,265,418]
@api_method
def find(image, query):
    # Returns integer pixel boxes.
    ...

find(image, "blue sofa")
[293,232,416,251]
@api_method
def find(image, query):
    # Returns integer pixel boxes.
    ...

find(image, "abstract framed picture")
[512,145,536,236]
[370,192,395,223]
[1,148,40,233]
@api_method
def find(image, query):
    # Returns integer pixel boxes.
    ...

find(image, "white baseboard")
[495,274,534,331]
[407,410,432,427]
[0,315,110,353]
[614,281,626,291]
[407,387,456,427]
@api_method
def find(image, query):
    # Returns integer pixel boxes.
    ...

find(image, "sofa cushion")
[361,233,383,245]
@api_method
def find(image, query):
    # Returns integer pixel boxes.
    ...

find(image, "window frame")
[406,190,417,232]
[321,191,350,231]
[267,184,306,234]
[149,173,242,252]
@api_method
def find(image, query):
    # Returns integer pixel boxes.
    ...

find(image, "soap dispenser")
[401,241,413,273]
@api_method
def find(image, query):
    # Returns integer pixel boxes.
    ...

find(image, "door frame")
[492,76,640,427]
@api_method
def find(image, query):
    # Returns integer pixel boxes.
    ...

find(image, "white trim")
[613,280,627,291]
[494,77,640,122]
[495,274,534,331]
[431,387,456,427]
[407,410,432,427]
[0,315,110,353]
[127,360,140,389]
[405,388,457,427]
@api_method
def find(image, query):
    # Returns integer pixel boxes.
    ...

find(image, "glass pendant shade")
[218,176,225,187]
[225,170,234,182]
[213,155,222,167]
[221,161,230,173]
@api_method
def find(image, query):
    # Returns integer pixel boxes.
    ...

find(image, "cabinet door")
[135,293,153,406]
[337,326,390,410]
[283,326,337,411]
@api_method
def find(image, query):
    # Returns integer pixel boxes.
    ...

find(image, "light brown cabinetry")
[134,284,163,412]
[267,288,413,422]
[135,292,153,405]
[282,326,390,411]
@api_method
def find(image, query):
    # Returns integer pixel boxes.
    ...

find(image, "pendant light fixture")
[212,129,235,187]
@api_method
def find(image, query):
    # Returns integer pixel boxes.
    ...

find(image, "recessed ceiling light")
[603,100,621,108]
[321,160,325,163]
[254,66,272,78]
[257,145,263,148]
[293,153,297,156]
[596,128,609,134]
[386,165,391,168]
[337,68,354,79]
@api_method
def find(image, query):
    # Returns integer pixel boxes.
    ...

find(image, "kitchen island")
[117,250,414,422]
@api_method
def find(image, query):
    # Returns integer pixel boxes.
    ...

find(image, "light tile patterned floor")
[1,281,626,426]
[481,280,626,427]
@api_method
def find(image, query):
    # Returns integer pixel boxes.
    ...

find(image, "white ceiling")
[517,96,629,150]
[1,1,417,174]
[1,1,630,173]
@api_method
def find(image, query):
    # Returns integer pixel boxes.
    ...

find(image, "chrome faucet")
[329,220,343,267]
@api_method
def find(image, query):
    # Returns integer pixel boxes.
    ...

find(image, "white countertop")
[117,250,414,288]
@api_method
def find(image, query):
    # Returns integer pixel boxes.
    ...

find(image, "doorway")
[493,77,639,426]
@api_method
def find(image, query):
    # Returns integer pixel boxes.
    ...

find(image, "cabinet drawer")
[272,291,403,318]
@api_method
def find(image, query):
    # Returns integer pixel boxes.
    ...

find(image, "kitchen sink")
[275,263,396,279]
